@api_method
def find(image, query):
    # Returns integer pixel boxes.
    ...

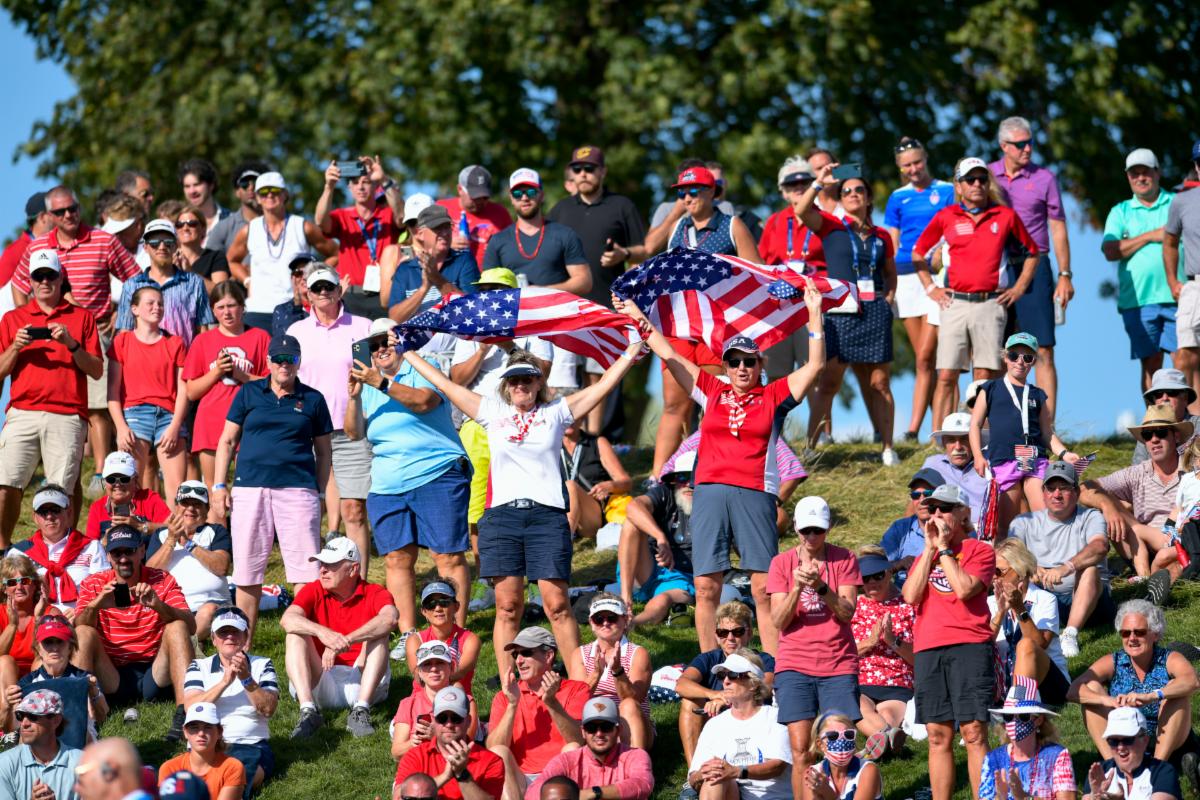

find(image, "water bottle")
[1054,296,1065,326]
[458,212,470,242]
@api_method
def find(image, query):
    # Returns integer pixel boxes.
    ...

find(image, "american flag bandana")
[720,390,756,437]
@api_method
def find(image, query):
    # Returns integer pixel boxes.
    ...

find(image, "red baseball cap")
[36,617,73,643]
[672,166,716,189]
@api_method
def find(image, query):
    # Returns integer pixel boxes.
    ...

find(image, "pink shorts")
[231,486,321,585]
[991,457,1049,492]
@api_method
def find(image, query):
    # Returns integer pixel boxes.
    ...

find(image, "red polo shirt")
[488,678,591,773]
[14,225,140,318]
[395,741,505,800]
[0,231,31,288]
[913,204,1039,293]
[0,299,100,418]
[693,370,794,494]
[758,207,828,268]
[328,204,398,286]
[292,578,395,666]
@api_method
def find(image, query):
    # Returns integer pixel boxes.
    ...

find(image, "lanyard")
[786,215,813,261]
[1003,377,1031,438]
[849,232,882,280]
[355,216,380,263]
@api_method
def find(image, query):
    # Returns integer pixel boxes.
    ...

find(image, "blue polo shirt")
[386,250,480,312]
[360,361,465,495]
[226,378,333,489]
[884,180,956,274]
[0,742,80,800]
[689,648,776,691]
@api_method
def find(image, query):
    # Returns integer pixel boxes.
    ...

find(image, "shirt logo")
[954,222,975,237]
[990,222,999,234]
[929,563,955,594]
[929,191,940,205]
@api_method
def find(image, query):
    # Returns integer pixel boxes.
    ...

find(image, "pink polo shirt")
[525,744,654,800]
[286,306,372,432]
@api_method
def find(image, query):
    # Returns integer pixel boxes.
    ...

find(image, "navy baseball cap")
[105,524,143,553]
[858,554,891,577]
[24,192,46,219]
[1192,140,1200,162]
[268,334,302,359]
[160,771,211,800]
[908,467,946,489]
[721,335,760,358]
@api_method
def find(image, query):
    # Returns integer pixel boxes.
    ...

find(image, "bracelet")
[924,283,936,296]
[213,483,227,491]
[1156,689,1165,700]
[184,540,197,553]
[808,331,823,340]
[1058,271,1072,279]
[67,340,80,353]
[937,548,954,560]
[381,179,396,191]
[1056,448,1068,459]
[241,677,257,689]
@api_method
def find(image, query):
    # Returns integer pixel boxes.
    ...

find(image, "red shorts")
[664,337,721,372]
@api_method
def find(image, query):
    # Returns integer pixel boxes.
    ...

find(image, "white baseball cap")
[184,702,220,726]
[102,451,138,479]
[305,267,340,289]
[1102,707,1147,739]
[141,219,177,241]
[1125,148,1159,171]
[955,157,989,180]
[588,597,626,619]
[402,193,435,224]
[32,487,69,511]
[27,249,62,275]
[793,496,831,531]
[309,536,360,565]
[255,172,286,192]
[508,168,542,190]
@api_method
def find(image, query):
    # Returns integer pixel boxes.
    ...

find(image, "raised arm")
[786,282,826,401]
[314,161,340,235]
[793,161,837,233]
[403,350,483,420]
[564,339,644,422]
[611,296,700,394]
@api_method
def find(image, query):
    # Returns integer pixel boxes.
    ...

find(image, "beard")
[516,204,542,221]
[674,487,693,515]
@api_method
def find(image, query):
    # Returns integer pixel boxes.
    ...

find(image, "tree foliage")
[4,0,1196,222]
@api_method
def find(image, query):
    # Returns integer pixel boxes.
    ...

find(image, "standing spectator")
[345,318,472,632]
[115,170,156,218]
[1080,707,1183,800]
[179,159,230,244]
[1103,149,1178,392]
[386,205,480,329]
[281,538,398,739]
[315,156,400,319]
[901,484,997,800]
[378,192,432,312]
[978,682,1075,800]
[913,158,1040,427]
[12,485,109,610]
[402,581,480,694]
[84,451,171,542]
[395,686,506,800]
[172,205,231,292]
[561,422,633,539]
[157,702,246,800]
[74,524,196,740]
[801,712,883,800]
[0,192,53,316]
[226,172,336,332]
[885,137,956,439]
[1165,139,1200,400]
[286,266,373,570]
[207,161,270,255]
[989,117,1073,420]
[0,248,102,547]
[0,689,80,800]
[1132,368,1200,466]
[921,412,990,528]
[211,333,333,637]
[183,281,270,498]
[437,165,514,265]
[114,219,214,346]
[767,497,862,797]
[878,468,945,583]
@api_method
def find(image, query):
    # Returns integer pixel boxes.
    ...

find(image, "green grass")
[27,439,1200,799]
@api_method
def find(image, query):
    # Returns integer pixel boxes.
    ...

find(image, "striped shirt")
[75,567,188,665]
[114,268,215,347]
[14,225,140,318]
[580,639,651,720]
[184,654,278,743]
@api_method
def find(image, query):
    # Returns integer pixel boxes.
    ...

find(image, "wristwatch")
[456,769,472,784]
[1018,611,1031,622]
[381,179,396,192]
[377,376,390,393]
[591,787,602,800]
[937,548,954,560]
[610,662,625,677]
[816,583,829,596]
[740,768,750,780]
[241,677,257,690]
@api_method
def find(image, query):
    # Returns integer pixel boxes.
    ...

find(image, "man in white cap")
[1103,148,1178,397]
[1081,707,1182,800]
[11,483,108,609]
[921,411,989,528]
[0,688,79,800]
[437,165,513,264]
[1132,368,1199,466]
[207,159,272,254]
[84,451,171,542]
[395,685,506,800]
[280,537,397,739]
[526,695,654,800]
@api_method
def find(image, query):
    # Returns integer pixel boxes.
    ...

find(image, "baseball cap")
[175,480,209,505]
[499,363,543,380]
[581,696,619,725]
[793,496,831,531]
[35,617,73,643]
[474,268,518,289]
[184,702,219,726]
[569,146,605,167]
[1042,461,1079,488]
[105,524,143,553]
[955,157,989,180]
[1005,332,1039,352]
[420,581,456,603]
[672,166,717,189]
[721,335,760,358]
[309,536,361,565]
[17,689,63,716]
[305,267,340,289]
[142,219,177,241]
[416,641,454,666]
[932,412,972,444]
[664,450,697,481]
[1102,706,1147,739]
[24,192,47,219]
[1192,140,1200,162]
[503,626,557,652]
[27,249,62,276]
[908,467,945,489]
[268,334,302,360]
[925,484,969,507]
[369,317,396,339]
[416,204,453,230]
[432,686,469,718]
[712,653,765,680]
[101,217,137,235]
[211,606,249,634]
[509,168,542,190]
[588,596,626,618]
[102,451,138,479]
[778,160,814,186]
[1125,148,1159,171]
[255,172,286,192]
[402,193,435,223]
[32,487,70,513]
[236,168,262,185]
[159,771,211,800]
[458,165,493,198]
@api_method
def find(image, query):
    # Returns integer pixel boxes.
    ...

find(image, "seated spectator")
[394,772,437,800]
[921,412,988,528]
[540,776,582,800]
[566,595,652,748]
[879,467,945,583]
[685,651,791,800]
[157,702,245,800]
[486,627,588,795]
[989,540,1072,706]
[801,712,882,800]
[1132,368,1199,466]
[85,451,170,542]
[618,451,696,626]
[145,482,232,639]
[10,614,107,750]
[525,696,654,800]
[850,547,914,760]
[561,423,632,539]
[392,641,479,761]
[0,554,59,718]
[0,689,79,800]
[74,524,195,740]
[281,537,397,739]
[395,686,506,800]
[1082,707,1182,800]
[1008,460,1112,659]
[160,771,213,800]
[12,484,108,611]
[674,601,776,767]
[979,680,1075,800]
[403,580,480,695]
[183,606,279,799]
[1068,599,1200,766]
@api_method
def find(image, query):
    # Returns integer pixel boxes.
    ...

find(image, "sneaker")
[816,431,833,446]
[291,707,324,739]
[882,447,901,467]
[122,708,139,724]
[346,705,375,738]
[1168,641,1200,662]
[84,473,104,500]
[678,782,699,800]
[165,703,186,742]
[391,629,418,661]
[1059,626,1080,659]
[1181,751,1200,799]
[469,586,496,612]
[0,731,17,752]
[1147,568,1173,606]
[860,729,889,760]
[902,431,920,443]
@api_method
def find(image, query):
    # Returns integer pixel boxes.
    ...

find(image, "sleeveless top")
[669,209,736,256]
[1111,646,1170,733]
[821,756,882,800]
[418,625,475,693]
[245,215,312,313]
[581,638,650,718]
[561,432,611,488]
[979,743,1074,800]
[982,378,1048,465]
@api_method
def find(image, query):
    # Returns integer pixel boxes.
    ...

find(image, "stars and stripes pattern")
[1072,452,1097,477]
[393,287,640,368]
[610,248,856,353]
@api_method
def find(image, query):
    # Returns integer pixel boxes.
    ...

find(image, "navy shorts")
[914,642,994,724]
[227,741,275,800]
[478,503,573,582]
[1053,581,1117,629]
[368,460,471,555]
[109,661,172,705]
[1011,254,1056,347]
[774,670,861,724]
[1121,304,1178,360]
[691,484,778,574]
[860,684,914,704]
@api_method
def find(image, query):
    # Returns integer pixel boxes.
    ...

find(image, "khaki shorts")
[1178,280,1200,349]
[87,331,112,411]
[330,431,373,500]
[0,408,87,489]
[936,296,1006,372]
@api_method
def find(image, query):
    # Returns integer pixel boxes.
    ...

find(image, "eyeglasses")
[14,712,52,723]
[725,357,759,368]
[1106,736,1138,749]
[105,475,132,485]
[29,271,60,284]
[270,353,300,365]
[862,571,887,583]
[841,186,867,197]
[508,375,535,386]
[34,505,65,516]
[583,720,617,734]
[715,626,746,639]
[176,219,203,229]
[48,204,79,217]
[823,729,856,743]
[1006,139,1033,151]
[909,488,935,500]
[144,238,176,249]
[926,503,958,514]
[435,712,465,725]
[510,188,539,200]
[257,188,284,197]
[1005,351,1036,365]
[1119,627,1149,638]
[1140,428,1173,442]
[677,187,704,198]
[894,139,924,154]
[960,174,989,186]
[309,282,338,295]
[570,164,598,175]
[591,613,621,626]
[421,597,455,610]
[798,527,827,537]
[4,577,33,588]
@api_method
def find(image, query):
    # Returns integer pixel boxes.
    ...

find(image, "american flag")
[393,287,640,368]
[1073,451,1097,477]
[610,248,856,353]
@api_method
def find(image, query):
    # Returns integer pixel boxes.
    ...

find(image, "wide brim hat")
[1128,405,1194,441]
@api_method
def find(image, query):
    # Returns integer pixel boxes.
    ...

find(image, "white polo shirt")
[183,654,278,743]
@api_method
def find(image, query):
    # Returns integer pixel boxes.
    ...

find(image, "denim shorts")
[774,670,861,724]
[367,461,471,555]
[124,403,187,447]
[477,502,573,581]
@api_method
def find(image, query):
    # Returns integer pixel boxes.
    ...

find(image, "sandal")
[860,729,889,760]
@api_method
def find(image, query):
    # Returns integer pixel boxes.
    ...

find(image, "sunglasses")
[1106,736,1138,749]
[366,338,391,355]
[14,712,52,723]
[510,188,539,200]
[144,238,176,249]
[591,613,621,626]
[270,353,300,365]
[1006,351,1036,365]
[715,626,746,639]
[926,503,958,514]
[1043,482,1076,495]
[421,597,455,610]
[1140,428,1173,442]
[30,271,60,283]
[841,186,867,197]
[1119,628,1148,638]
[49,204,79,217]
[570,164,598,175]
[583,721,617,734]
[508,375,536,386]
[237,177,258,189]
[781,180,812,190]
[677,187,704,198]
[105,475,132,485]
[725,356,759,368]
[257,188,284,197]
[910,488,934,500]
[176,219,203,229]
[1006,139,1033,150]
[34,505,65,516]
[1151,389,1186,400]
[823,729,856,743]
[435,712,465,725]
[512,648,542,659]
[309,282,338,295]
[721,672,751,682]
[798,527,827,537]
[960,174,989,186]
[894,139,924,154]
[38,614,70,627]
[4,577,33,588]
[862,571,887,583]
[664,475,695,488]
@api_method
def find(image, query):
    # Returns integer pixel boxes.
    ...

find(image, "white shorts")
[895,272,938,319]
[288,664,390,710]
[1178,280,1200,349]
[547,347,580,390]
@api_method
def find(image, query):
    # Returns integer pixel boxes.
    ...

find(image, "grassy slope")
[31,439,1200,799]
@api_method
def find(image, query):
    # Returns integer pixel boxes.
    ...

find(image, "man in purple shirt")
[989,116,1073,421]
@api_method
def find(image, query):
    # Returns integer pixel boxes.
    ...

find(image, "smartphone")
[111,502,132,518]
[351,338,373,366]
[416,714,432,726]
[113,583,132,609]
[400,245,414,261]
[336,160,364,180]
[26,327,52,340]
[831,163,862,181]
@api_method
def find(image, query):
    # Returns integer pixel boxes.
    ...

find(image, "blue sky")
[0,14,1147,440]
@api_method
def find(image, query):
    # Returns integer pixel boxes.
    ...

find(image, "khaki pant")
[936,297,1006,372]
[0,408,87,489]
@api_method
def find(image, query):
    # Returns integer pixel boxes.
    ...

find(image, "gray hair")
[1114,599,1165,636]
[115,170,150,195]
[997,116,1033,146]
[44,186,76,212]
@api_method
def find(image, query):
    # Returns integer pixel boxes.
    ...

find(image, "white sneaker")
[1060,626,1080,658]
[389,640,408,661]
[816,431,833,446]
[469,586,496,612]
[882,447,901,467]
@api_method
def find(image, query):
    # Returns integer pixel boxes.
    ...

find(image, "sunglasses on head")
[823,729,856,743]
[841,185,867,197]
[570,164,597,175]
[176,219,202,229]
[894,139,924,154]
[510,188,539,200]
[309,282,338,295]
[4,577,33,588]
[144,238,176,249]
[1006,350,1036,365]
[725,356,759,368]
[583,720,616,734]
[715,626,746,639]
[177,486,208,503]
[435,712,465,725]
[591,613,621,626]
[422,597,455,610]
[909,488,934,500]
[105,475,132,485]
[960,174,989,186]
[257,188,283,197]
[270,353,299,365]
[1007,139,1033,151]
[14,712,52,723]
[49,204,79,217]
[1119,627,1148,638]
[677,187,704,198]
[30,271,59,283]
[862,571,887,583]
[1106,736,1138,749]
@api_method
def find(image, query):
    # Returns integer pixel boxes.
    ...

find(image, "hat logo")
[577,147,592,158]
[682,170,696,182]
[592,702,606,712]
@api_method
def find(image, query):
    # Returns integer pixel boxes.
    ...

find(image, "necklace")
[515,221,545,260]
[264,215,289,261]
